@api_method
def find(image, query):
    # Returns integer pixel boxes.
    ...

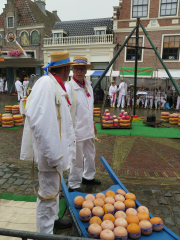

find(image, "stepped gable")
[0,13,3,28]
[53,17,113,36]
[0,0,58,36]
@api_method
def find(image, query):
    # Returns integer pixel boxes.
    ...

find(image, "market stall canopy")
[91,70,110,77]
[156,70,180,79]
[106,71,119,77]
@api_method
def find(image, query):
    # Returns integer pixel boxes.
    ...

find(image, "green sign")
[119,67,153,76]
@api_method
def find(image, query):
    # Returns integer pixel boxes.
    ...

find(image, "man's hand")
[94,122,97,135]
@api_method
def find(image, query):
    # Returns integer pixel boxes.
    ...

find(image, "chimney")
[34,0,47,16]
[52,10,57,16]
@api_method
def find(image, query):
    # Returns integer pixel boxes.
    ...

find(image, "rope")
[57,100,62,139]
[31,158,62,201]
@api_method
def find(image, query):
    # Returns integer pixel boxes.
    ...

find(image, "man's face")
[73,66,87,82]
[65,66,70,81]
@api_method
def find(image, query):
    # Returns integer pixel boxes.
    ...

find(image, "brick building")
[0,0,59,93]
[113,0,180,87]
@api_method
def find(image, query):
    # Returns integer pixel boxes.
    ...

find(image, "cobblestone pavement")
[0,95,180,237]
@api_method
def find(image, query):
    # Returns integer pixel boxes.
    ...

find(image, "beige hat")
[71,56,94,70]
[43,51,73,72]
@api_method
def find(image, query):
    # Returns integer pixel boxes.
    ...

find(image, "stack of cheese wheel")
[119,119,131,127]
[74,190,164,239]
[169,113,179,125]
[0,113,1,126]
[178,115,180,127]
[13,114,24,126]
[12,105,20,114]
[161,112,170,123]
[5,106,12,113]
[102,112,113,127]
[2,114,14,128]
[94,108,100,117]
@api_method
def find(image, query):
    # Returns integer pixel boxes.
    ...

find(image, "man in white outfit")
[15,77,23,101]
[0,75,3,94]
[109,80,117,108]
[20,52,76,234]
[65,56,101,192]
[23,77,29,96]
[117,78,127,108]
[160,89,167,109]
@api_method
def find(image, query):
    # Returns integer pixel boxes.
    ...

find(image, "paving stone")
[14,179,25,186]
[7,185,18,193]
[166,197,178,206]
[18,185,28,191]
[174,216,180,225]
[172,206,180,215]
[149,207,161,216]
[156,194,168,205]
[7,178,17,184]
[135,192,147,200]
[1,183,11,189]
[163,191,173,197]
[0,171,5,177]
[24,180,32,185]
[0,178,7,185]
[21,174,30,179]
[169,226,180,237]
[150,186,161,193]
[160,206,171,215]
[172,191,180,194]
[3,173,13,179]
[163,215,175,226]
[3,168,11,172]
[14,191,23,195]
[9,168,19,172]
[149,199,158,207]
[174,194,180,202]
[12,173,20,177]
[143,190,153,197]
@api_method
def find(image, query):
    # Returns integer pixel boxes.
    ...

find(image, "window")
[54,33,62,38]
[8,17,13,28]
[160,0,178,16]
[126,37,143,61]
[162,35,180,60]
[132,0,148,18]
[96,30,105,35]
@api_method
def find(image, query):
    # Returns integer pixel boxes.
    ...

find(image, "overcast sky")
[0,0,119,21]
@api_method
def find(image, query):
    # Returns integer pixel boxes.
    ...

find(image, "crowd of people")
[15,77,29,101]
[108,80,180,111]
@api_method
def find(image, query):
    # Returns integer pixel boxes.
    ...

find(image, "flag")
[15,41,27,57]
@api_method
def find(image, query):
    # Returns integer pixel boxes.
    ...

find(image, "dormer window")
[52,29,67,38]
[94,26,108,35]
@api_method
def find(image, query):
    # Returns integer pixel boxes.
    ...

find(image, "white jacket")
[65,78,94,143]
[20,73,76,172]
[109,85,117,96]
[23,81,29,88]
[117,82,127,96]
[15,80,23,92]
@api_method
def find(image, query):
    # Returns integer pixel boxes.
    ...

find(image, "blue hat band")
[43,58,70,72]
[73,59,87,64]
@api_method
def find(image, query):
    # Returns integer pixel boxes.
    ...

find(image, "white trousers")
[36,171,59,234]
[17,91,23,101]
[110,95,116,107]
[132,98,134,106]
[68,138,96,189]
[161,99,166,109]
[155,100,160,108]
[117,94,125,108]
[0,86,3,92]
[127,97,130,106]
[176,96,180,110]
[137,99,144,107]
[23,87,27,96]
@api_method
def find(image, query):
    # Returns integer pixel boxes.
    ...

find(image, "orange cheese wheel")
[89,216,102,226]
[126,214,139,225]
[139,220,152,235]
[116,189,126,197]
[137,212,150,221]
[115,194,125,202]
[103,214,115,223]
[82,200,94,210]
[100,229,115,240]
[79,208,91,221]
[105,190,115,198]
[101,220,114,231]
[103,204,114,215]
[137,206,149,214]
[85,194,95,202]
[127,223,141,239]
[115,211,126,219]
[2,124,14,128]
[114,218,128,228]
[114,201,125,212]
[73,196,85,208]
[124,199,136,209]
[125,193,136,201]
[150,217,164,231]
[14,122,24,126]
[114,226,128,239]
[92,206,104,219]
[126,208,137,216]
[104,197,115,205]
[96,193,105,200]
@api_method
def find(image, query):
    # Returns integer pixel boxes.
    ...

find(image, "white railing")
[43,34,113,46]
